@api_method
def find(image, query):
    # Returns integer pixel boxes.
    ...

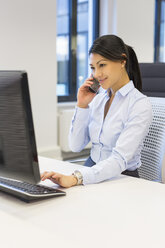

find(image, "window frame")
[57,0,100,102]
[154,0,165,61]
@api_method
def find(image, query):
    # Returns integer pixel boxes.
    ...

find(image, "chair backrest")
[138,97,165,182]
[139,63,165,97]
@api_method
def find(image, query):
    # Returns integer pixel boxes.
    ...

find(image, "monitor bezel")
[0,71,40,184]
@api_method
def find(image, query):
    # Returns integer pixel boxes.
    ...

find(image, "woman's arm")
[68,107,91,152]
[69,77,97,152]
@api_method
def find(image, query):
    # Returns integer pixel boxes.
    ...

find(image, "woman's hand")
[41,171,78,188]
[77,76,97,108]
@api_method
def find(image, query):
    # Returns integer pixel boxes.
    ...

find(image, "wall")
[0,0,60,158]
[100,0,155,62]
[100,0,117,35]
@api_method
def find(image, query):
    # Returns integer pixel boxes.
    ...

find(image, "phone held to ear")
[89,77,100,93]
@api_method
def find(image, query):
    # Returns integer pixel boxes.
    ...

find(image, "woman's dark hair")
[89,35,142,91]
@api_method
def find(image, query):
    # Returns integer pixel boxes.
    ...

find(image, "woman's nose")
[93,70,101,79]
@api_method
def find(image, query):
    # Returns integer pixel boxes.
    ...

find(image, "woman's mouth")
[99,78,107,84]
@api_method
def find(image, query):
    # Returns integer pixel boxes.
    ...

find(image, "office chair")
[138,97,165,183]
[139,62,165,97]
[138,63,165,182]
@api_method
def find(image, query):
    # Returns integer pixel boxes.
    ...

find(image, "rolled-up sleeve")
[69,106,91,152]
[78,97,153,185]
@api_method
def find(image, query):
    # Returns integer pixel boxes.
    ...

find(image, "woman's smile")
[99,77,108,85]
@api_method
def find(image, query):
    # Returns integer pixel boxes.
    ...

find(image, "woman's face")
[89,53,128,92]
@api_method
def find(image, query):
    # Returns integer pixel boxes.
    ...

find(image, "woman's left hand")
[41,171,77,188]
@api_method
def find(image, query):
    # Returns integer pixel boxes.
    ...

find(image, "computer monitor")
[0,71,40,184]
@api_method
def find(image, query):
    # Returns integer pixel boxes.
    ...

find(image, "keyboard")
[0,177,66,202]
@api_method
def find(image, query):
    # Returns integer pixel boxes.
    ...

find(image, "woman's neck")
[111,72,130,93]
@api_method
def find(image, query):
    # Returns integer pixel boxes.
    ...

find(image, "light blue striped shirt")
[69,81,152,185]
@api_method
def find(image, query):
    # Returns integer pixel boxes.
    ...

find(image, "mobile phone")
[89,77,100,93]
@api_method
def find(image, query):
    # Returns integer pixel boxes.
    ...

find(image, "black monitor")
[0,71,40,184]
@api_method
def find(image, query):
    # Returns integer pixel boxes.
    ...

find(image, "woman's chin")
[100,84,108,90]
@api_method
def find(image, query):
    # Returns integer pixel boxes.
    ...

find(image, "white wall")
[100,0,155,62]
[0,0,59,157]
[100,0,117,35]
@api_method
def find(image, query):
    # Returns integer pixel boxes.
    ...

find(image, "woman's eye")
[90,67,95,71]
[99,64,105,67]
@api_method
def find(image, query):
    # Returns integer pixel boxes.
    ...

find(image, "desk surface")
[0,156,165,248]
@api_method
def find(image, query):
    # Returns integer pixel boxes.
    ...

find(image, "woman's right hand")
[77,76,97,108]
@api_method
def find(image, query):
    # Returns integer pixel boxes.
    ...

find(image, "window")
[56,0,99,102]
[155,0,165,62]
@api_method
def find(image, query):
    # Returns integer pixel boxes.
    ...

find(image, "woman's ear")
[121,53,127,68]
[121,60,126,68]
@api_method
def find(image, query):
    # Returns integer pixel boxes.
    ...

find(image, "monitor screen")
[0,71,40,184]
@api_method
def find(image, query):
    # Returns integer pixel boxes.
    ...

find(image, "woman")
[41,35,152,187]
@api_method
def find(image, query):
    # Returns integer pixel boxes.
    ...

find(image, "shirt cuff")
[77,166,95,185]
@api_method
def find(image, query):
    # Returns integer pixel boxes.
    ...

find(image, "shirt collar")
[117,80,135,96]
[105,80,135,97]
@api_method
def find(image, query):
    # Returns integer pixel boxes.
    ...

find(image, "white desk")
[0,156,165,248]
